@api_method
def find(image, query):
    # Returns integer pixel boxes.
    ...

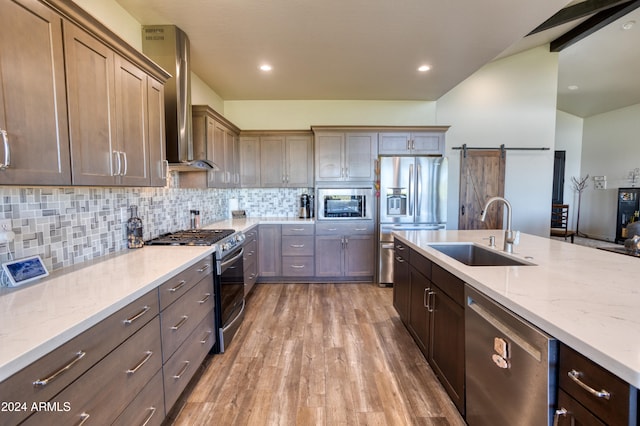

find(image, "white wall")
[579,103,640,241]
[555,110,583,229]
[437,46,560,237]
[223,100,437,129]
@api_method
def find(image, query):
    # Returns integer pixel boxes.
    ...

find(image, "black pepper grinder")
[127,205,144,249]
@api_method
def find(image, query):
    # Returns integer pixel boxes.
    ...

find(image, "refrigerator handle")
[408,163,414,215]
[416,163,422,216]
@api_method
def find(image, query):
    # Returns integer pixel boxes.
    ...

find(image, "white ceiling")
[115,0,638,118]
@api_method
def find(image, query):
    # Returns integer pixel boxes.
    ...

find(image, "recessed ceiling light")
[568,85,579,91]
[417,65,431,72]
[622,20,635,30]
[259,64,272,72]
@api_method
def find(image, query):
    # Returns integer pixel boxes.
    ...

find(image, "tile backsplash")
[0,178,311,276]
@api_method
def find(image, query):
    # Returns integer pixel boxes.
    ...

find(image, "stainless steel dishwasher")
[465,285,558,426]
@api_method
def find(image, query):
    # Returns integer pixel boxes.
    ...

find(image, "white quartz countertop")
[393,229,640,388]
[0,216,304,382]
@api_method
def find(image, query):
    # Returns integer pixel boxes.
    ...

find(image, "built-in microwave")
[317,188,374,220]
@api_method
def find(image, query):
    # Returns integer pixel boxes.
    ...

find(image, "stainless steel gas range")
[147,228,246,353]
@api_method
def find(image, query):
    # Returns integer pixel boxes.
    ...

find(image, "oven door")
[215,246,245,353]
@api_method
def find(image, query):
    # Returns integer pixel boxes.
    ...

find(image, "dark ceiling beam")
[550,0,640,51]
[529,0,629,35]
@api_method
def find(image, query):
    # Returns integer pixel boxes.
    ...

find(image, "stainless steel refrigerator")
[378,156,447,284]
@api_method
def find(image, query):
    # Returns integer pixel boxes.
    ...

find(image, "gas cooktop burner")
[146,229,235,246]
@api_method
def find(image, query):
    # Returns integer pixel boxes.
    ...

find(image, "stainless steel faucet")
[481,196,516,253]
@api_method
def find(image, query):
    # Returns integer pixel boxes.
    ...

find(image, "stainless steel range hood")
[142,25,218,172]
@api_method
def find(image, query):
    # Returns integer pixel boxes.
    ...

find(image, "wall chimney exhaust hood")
[142,25,218,172]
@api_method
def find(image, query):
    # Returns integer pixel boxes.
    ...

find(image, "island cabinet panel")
[392,239,410,324]
[557,343,637,426]
[23,318,163,426]
[392,246,465,416]
[0,288,159,425]
[0,0,71,185]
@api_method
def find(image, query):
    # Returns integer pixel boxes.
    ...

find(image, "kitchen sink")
[428,243,534,266]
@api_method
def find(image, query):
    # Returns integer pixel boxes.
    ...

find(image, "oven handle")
[222,299,246,333]
[217,247,244,275]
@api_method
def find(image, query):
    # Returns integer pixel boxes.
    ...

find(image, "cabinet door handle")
[200,330,213,345]
[290,244,305,248]
[123,305,150,325]
[33,351,86,387]
[0,128,10,170]
[163,159,169,179]
[198,293,211,304]
[141,407,157,426]
[126,351,153,375]
[173,361,190,379]
[121,151,128,176]
[552,408,567,426]
[169,280,186,293]
[171,315,189,330]
[423,288,429,308]
[427,290,435,312]
[567,369,611,399]
[113,150,121,176]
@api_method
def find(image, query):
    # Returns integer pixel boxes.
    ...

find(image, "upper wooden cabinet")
[238,131,313,188]
[0,0,169,187]
[147,77,168,186]
[314,131,378,183]
[0,0,71,185]
[378,130,447,155]
[192,105,241,188]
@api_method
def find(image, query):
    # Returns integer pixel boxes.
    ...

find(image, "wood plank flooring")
[166,283,465,426]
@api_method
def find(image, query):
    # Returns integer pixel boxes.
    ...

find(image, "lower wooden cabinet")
[243,227,259,296]
[24,317,162,425]
[315,221,375,280]
[392,243,465,415]
[113,369,165,426]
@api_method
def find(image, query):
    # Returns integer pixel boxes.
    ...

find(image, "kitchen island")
[393,229,640,388]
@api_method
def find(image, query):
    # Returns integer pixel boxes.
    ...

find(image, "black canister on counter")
[127,205,144,248]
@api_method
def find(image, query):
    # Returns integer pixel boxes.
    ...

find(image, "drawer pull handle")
[78,412,90,426]
[395,244,405,250]
[200,330,212,344]
[552,408,567,426]
[568,369,611,400]
[291,264,305,269]
[291,228,305,231]
[33,351,86,387]
[171,316,189,330]
[395,256,405,263]
[124,305,150,325]
[354,228,367,231]
[141,407,157,426]
[126,351,153,375]
[197,263,210,273]
[173,361,190,379]
[199,293,211,304]
[290,244,305,248]
[327,228,337,231]
[169,280,186,293]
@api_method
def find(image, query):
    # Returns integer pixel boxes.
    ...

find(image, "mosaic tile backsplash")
[0,176,311,277]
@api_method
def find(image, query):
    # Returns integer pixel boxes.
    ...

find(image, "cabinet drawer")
[163,309,216,411]
[161,277,214,361]
[556,389,606,426]
[24,317,162,426]
[159,256,213,310]
[282,236,315,256]
[316,221,373,235]
[282,256,315,276]
[113,369,165,426]
[559,344,632,425]
[409,248,432,279]
[244,238,258,263]
[244,226,258,241]
[431,264,464,305]
[0,289,159,425]
[282,223,315,235]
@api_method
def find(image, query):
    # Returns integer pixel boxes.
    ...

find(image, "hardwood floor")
[166,283,465,425]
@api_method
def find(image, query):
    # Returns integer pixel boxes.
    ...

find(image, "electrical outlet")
[0,219,11,231]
